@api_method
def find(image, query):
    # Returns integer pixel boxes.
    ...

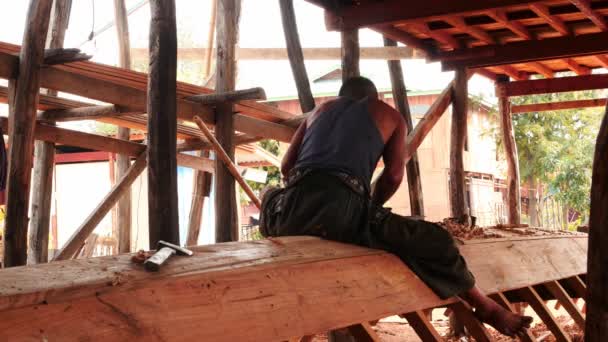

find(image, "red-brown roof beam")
[496,65,529,81]
[563,58,592,75]
[409,22,461,49]
[530,4,571,36]
[528,62,555,78]
[595,55,608,68]
[486,9,533,40]
[444,17,496,45]
[571,0,608,31]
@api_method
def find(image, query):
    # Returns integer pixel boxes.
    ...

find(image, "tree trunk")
[449,67,468,221]
[528,175,538,227]
[585,103,608,342]
[147,0,179,247]
[4,0,53,267]
[114,0,133,254]
[562,204,569,231]
[214,0,241,242]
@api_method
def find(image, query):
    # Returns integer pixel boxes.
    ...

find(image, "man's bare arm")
[280,121,307,178]
[371,113,406,206]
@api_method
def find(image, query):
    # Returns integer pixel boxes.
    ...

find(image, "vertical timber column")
[4,0,53,267]
[113,0,133,253]
[497,78,521,224]
[186,151,212,246]
[384,37,424,217]
[28,0,71,264]
[147,0,179,246]
[585,103,608,341]
[214,0,241,242]
[279,0,315,113]
[341,29,360,83]
[449,67,468,220]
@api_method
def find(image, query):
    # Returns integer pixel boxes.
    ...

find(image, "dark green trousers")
[260,171,475,299]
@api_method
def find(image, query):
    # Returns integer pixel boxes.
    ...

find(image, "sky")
[0,0,497,113]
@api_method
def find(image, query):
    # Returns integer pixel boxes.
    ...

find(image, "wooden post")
[204,0,217,79]
[384,37,424,217]
[147,0,179,247]
[186,150,212,246]
[449,66,468,220]
[114,0,133,254]
[279,0,315,113]
[214,0,241,242]
[497,77,521,224]
[53,153,147,261]
[28,0,71,265]
[586,103,608,341]
[341,29,360,82]
[4,0,53,267]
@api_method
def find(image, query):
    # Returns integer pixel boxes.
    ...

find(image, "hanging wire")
[87,0,95,41]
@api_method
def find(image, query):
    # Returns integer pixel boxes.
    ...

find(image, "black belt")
[286,168,369,198]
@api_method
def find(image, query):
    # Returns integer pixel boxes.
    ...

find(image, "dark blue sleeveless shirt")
[294,97,385,187]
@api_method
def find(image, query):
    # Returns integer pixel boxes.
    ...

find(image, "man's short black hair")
[338,76,378,100]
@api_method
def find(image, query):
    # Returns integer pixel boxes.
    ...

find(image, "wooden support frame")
[341,29,360,82]
[518,286,571,342]
[186,150,212,246]
[53,152,147,261]
[214,0,241,242]
[489,292,536,342]
[402,310,443,341]
[512,98,606,113]
[28,0,72,265]
[586,103,608,340]
[4,0,53,267]
[449,301,492,342]
[384,37,424,217]
[184,87,266,105]
[38,105,138,122]
[449,67,468,220]
[498,80,521,224]
[544,281,585,329]
[279,0,316,113]
[147,0,180,247]
[497,74,608,97]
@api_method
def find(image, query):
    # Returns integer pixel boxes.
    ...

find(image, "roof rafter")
[571,0,608,31]
[528,62,555,78]
[530,3,571,36]
[563,58,591,75]
[486,9,533,40]
[496,65,529,81]
[444,16,496,45]
[408,22,461,49]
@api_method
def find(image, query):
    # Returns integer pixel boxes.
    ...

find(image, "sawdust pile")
[529,317,583,342]
[437,218,502,240]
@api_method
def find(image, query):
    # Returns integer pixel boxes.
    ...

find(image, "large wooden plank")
[586,103,608,341]
[0,236,587,341]
[4,0,53,267]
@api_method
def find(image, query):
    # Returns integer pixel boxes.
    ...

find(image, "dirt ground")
[309,301,584,341]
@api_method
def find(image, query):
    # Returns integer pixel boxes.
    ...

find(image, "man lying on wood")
[260,77,532,338]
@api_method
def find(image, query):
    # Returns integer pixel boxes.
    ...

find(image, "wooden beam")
[496,65,529,81]
[544,281,585,329]
[595,54,608,68]
[372,25,434,58]
[186,150,212,246]
[489,292,536,342]
[528,61,555,78]
[385,37,424,217]
[486,9,533,40]
[0,236,588,341]
[0,117,214,172]
[184,87,266,105]
[518,286,571,342]
[565,275,587,299]
[114,0,133,254]
[440,31,608,70]
[409,22,461,50]
[511,98,606,113]
[53,152,147,261]
[563,58,591,75]
[449,302,492,342]
[279,0,316,113]
[194,116,261,210]
[37,105,139,122]
[4,0,53,267]
[571,0,608,31]
[204,0,217,78]
[28,0,72,265]
[586,103,608,340]
[496,74,608,97]
[402,311,443,341]
[345,322,380,341]
[530,4,571,36]
[497,84,521,225]
[449,67,468,220]
[131,46,421,61]
[444,16,495,45]
[341,29,360,82]
[147,0,179,247]
[323,0,544,31]
[215,0,241,242]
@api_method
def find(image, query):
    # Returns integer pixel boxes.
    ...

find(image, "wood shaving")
[130,250,153,264]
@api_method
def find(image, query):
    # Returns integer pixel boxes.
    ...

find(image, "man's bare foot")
[474,302,533,337]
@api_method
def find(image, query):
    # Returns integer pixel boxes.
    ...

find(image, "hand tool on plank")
[144,240,194,272]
